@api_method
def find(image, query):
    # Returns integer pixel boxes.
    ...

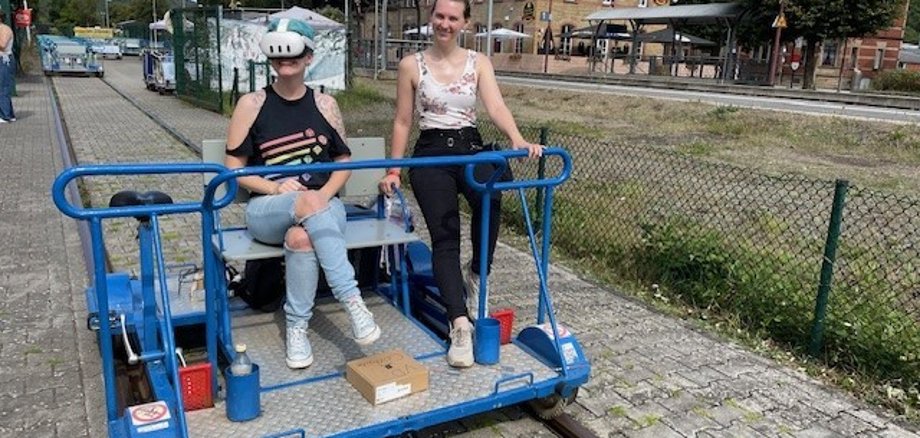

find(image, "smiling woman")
[379,0,545,368]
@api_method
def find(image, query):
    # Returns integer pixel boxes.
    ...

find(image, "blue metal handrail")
[51,162,238,220]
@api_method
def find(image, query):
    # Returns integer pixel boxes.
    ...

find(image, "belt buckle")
[447,137,455,148]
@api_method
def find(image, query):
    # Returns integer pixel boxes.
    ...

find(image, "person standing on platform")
[0,10,16,123]
[378,0,542,368]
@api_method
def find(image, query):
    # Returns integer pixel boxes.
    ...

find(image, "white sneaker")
[447,323,474,368]
[463,262,486,319]
[285,325,314,369]
[0,119,7,124]
[343,296,381,346]
[8,118,14,122]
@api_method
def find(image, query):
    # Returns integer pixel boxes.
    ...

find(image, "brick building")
[796,1,910,89]
[362,0,655,54]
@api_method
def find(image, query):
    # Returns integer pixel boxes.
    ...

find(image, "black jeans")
[409,127,508,322]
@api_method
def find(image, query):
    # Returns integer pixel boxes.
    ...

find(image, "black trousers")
[409,127,507,322]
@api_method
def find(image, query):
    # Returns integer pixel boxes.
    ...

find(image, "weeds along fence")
[471,122,920,392]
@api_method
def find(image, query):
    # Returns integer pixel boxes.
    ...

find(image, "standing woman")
[379,0,542,368]
[226,18,380,370]
[0,10,15,123]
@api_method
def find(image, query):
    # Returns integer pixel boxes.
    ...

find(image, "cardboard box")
[345,349,429,405]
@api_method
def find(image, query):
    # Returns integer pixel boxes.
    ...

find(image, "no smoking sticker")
[129,401,172,426]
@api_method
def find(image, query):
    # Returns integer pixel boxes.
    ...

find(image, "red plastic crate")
[490,308,515,345]
[178,362,213,411]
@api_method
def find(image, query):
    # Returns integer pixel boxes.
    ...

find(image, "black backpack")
[227,258,286,312]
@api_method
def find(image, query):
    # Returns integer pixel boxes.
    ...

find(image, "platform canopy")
[586,2,744,26]
[636,28,717,46]
[562,23,630,40]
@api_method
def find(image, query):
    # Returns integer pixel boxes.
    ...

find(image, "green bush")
[635,217,919,388]
[871,69,920,94]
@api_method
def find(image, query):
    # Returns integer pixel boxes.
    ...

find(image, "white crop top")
[415,50,478,130]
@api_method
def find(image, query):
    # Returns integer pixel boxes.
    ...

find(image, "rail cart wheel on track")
[528,388,578,420]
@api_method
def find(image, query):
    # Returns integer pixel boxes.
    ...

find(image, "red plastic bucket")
[490,308,515,345]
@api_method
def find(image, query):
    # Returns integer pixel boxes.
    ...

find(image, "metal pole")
[808,179,849,357]
[836,39,848,92]
[534,126,548,229]
[105,0,110,28]
[486,0,493,56]
[767,0,784,86]
[373,0,379,79]
[382,0,388,70]
[542,0,553,73]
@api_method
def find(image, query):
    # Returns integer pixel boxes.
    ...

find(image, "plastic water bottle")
[230,344,252,376]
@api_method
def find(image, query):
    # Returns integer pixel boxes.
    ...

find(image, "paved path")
[1,57,916,437]
[0,74,103,436]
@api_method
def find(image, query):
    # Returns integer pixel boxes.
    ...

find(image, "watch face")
[654,0,668,5]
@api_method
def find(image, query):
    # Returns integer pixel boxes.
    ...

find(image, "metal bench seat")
[215,220,419,262]
[202,137,420,263]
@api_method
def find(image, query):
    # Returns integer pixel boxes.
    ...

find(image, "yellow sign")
[772,13,788,29]
[74,26,115,39]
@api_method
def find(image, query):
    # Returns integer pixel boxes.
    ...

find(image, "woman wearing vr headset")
[225,18,380,369]
[378,0,543,368]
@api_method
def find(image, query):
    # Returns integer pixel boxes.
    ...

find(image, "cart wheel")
[528,388,578,420]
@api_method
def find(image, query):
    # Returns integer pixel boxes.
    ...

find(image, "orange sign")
[14,9,32,28]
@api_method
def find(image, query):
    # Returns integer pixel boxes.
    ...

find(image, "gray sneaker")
[285,325,314,369]
[463,262,486,319]
[447,324,474,368]
[344,296,381,346]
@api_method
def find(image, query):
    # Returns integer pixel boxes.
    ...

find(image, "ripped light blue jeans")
[245,192,360,327]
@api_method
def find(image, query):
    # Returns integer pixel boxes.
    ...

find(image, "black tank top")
[227,86,350,192]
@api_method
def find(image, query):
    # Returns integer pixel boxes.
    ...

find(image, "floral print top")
[415,50,478,129]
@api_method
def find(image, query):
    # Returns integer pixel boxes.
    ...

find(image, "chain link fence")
[469,122,920,394]
[172,6,225,112]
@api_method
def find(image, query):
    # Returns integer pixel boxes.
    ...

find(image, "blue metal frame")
[51,150,584,438]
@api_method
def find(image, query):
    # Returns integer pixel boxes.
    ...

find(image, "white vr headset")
[260,20,315,59]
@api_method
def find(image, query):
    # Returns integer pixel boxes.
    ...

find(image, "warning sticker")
[129,401,172,426]
[538,323,571,340]
[561,342,579,365]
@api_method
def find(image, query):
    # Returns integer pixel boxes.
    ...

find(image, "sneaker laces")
[450,325,472,348]
[345,298,374,332]
[287,326,309,351]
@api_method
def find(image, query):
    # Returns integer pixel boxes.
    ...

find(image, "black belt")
[418,127,481,149]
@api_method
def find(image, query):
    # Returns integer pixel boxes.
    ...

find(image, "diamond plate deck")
[186,344,558,437]
[230,294,445,388]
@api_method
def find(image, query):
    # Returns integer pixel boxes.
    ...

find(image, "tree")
[782,0,906,89]
[685,0,907,89]
[905,0,919,44]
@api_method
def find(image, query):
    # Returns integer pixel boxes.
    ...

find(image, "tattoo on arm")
[316,94,347,143]
[249,89,266,108]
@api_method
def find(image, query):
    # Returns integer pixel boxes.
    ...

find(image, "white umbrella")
[403,24,433,36]
[475,28,531,40]
[404,25,470,36]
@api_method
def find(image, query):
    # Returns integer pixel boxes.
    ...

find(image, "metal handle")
[464,147,572,192]
[263,428,307,438]
[119,314,139,365]
[492,372,535,395]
